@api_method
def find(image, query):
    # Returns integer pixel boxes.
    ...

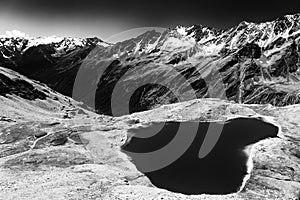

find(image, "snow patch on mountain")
[161,36,196,52]
[145,35,162,52]
[28,36,64,46]
[176,26,188,36]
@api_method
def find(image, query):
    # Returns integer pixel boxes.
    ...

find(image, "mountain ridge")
[0,13,300,116]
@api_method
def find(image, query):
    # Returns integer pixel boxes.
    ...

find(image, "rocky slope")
[0,71,299,199]
[1,14,300,116]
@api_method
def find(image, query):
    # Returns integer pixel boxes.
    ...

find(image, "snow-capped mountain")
[1,14,300,116]
[0,32,110,56]
[102,14,300,58]
[82,14,300,115]
[0,32,111,97]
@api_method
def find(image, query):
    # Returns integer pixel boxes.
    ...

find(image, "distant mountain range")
[0,13,300,116]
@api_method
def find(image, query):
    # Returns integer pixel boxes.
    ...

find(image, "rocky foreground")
[0,95,300,199]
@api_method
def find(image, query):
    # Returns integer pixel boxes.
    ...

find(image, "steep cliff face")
[1,14,300,116]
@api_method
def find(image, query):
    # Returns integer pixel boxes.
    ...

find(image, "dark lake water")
[121,118,278,195]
